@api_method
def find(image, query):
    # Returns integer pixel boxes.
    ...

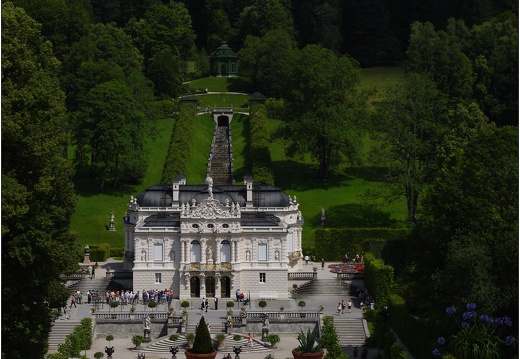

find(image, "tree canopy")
[2,3,80,358]
[280,44,367,179]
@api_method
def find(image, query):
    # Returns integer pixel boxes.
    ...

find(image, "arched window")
[191,240,201,263]
[220,240,231,262]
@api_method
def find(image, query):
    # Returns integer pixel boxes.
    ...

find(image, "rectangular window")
[154,243,163,261]
[258,243,267,261]
[155,273,162,284]
[259,273,266,283]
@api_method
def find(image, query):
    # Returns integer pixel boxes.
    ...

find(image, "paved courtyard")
[59,259,381,359]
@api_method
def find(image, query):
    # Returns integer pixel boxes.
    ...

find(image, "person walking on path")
[91,267,95,279]
[337,302,342,315]
[64,306,71,320]
[321,259,325,270]
[353,347,358,358]
[347,300,352,313]
[341,300,346,315]
[248,333,253,348]
[70,295,77,308]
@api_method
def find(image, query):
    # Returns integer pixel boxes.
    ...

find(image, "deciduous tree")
[280,44,367,179]
[2,3,80,358]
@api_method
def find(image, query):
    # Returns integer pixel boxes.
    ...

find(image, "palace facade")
[123,176,304,300]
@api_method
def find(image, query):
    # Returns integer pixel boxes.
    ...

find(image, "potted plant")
[91,307,97,314]
[233,335,242,343]
[185,317,217,359]
[105,335,114,347]
[216,333,227,349]
[298,301,306,317]
[132,335,144,349]
[169,306,175,316]
[268,334,280,348]
[94,352,104,359]
[258,300,267,312]
[109,301,119,318]
[181,300,190,310]
[292,330,324,359]
[185,332,196,348]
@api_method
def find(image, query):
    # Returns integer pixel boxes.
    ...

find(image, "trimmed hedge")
[249,103,274,185]
[161,103,196,183]
[364,253,394,306]
[314,228,411,262]
[89,243,110,262]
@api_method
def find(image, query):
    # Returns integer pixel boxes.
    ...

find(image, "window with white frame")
[155,273,162,283]
[259,272,266,283]
[258,243,267,261]
[191,240,201,262]
[221,240,231,262]
[154,243,163,261]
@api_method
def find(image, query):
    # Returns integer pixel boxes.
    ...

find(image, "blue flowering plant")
[432,303,516,359]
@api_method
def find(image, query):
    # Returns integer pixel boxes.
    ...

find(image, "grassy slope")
[71,67,406,249]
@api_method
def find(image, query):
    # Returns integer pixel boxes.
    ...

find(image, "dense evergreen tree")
[2,3,80,358]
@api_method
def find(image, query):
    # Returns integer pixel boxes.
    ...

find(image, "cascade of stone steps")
[293,278,351,296]
[48,319,82,352]
[136,332,270,355]
[207,124,233,184]
[332,317,368,348]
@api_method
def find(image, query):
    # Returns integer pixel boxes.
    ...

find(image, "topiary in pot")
[94,352,104,359]
[258,300,267,312]
[181,300,190,310]
[185,316,216,359]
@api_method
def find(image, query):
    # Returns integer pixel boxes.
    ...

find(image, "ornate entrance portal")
[220,276,230,298]
[205,276,215,297]
[190,277,200,297]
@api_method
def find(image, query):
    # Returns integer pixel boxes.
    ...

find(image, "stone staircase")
[294,278,351,296]
[137,331,270,356]
[207,124,233,184]
[332,317,368,348]
[48,319,82,351]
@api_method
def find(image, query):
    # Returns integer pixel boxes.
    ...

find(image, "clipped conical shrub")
[191,316,214,354]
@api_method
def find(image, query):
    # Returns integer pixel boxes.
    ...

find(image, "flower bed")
[328,263,364,274]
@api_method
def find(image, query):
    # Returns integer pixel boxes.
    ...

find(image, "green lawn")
[196,94,249,109]
[71,67,407,249]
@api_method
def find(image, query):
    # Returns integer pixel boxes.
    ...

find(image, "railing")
[336,272,364,280]
[105,270,133,279]
[245,311,321,320]
[288,272,316,280]
[93,312,171,320]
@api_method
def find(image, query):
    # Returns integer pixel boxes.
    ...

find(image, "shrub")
[132,335,144,348]
[109,301,119,309]
[298,301,306,309]
[94,352,104,359]
[268,334,280,347]
[233,335,242,342]
[181,300,190,309]
[216,333,227,343]
[170,334,180,342]
[226,301,235,308]
[148,301,158,309]
[185,333,196,342]
[363,308,378,322]
[191,317,214,354]
[258,300,267,311]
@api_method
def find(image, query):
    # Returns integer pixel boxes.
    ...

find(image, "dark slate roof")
[136,184,291,208]
[210,42,239,59]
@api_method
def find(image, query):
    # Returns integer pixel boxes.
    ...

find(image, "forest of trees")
[2,1,518,358]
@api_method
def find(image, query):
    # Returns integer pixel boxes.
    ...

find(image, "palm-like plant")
[295,330,321,353]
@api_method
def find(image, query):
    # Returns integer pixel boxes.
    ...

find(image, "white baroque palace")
[123,175,304,300]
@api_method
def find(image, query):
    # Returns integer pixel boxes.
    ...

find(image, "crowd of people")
[104,288,174,306]
[343,252,364,264]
